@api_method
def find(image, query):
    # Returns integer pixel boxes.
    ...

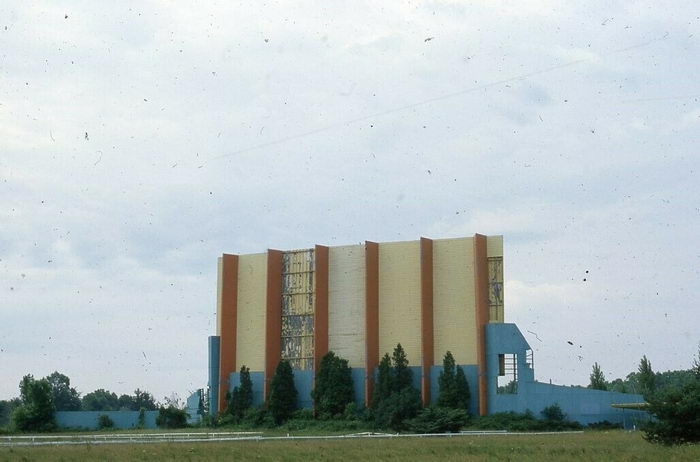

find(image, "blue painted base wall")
[230,368,364,409]
[185,390,203,425]
[225,365,479,412]
[485,323,648,428]
[490,381,649,427]
[293,370,314,409]
[229,371,265,407]
[214,322,649,428]
[430,365,480,416]
[351,368,366,407]
[55,411,159,430]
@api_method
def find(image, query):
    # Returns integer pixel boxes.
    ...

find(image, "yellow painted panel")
[378,241,421,366]
[216,256,223,337]
[236,253,267,371]
[486,235,503,257]
[433,237,477,365]
[328,245,366,368]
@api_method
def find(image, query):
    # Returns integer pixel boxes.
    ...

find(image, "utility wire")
[208,34,669,163]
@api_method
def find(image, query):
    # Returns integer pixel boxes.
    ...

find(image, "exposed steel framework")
[280,249,315,370]
[264,249,283,400]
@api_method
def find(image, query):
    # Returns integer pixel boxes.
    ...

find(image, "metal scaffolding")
[280,249,315,370]
[488,256,504,322]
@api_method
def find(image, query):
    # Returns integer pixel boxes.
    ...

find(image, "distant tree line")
[587,355,695,398]
[0,371,177,432]
[587,347,700,445]
[81,388,158,412]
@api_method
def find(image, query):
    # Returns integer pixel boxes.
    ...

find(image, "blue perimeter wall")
[485,323,649,428]
[214,323,649,427]
[55,411,159,430]
[185,390,203,425]
[228,368,367,409]
[226,365,478,412]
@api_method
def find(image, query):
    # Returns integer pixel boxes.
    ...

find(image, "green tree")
[373,387,422,430]
[372,354,393,408]
[655,370,696,390]
[541,403,565,422]
[437,351,458,408]
[641,346,700,445]
[82,389,120,411]
[118,394,134,410]
[137,408,146,428]
[498,380,518,394]
[156,405,189,428]
[392,343,412,392]
[613,368,695,395]
[116,389,158,411]
[11,375,56,432]
[268,360,298,424]
[455,366,471,410]
[372,344,422,430]
[437,351,470,410]
[225,388,240,419]
[311,351,354,418]
[643,379,700,445]
[97,414,114,429]
[404,407,469,433]
[133,389,158,410]
[693,343,700,380]
[226,365,254,422]
[45,371,81,411]
[239,367,253,412]
[638,355,656,398]
[608,378,629,393]
[0,398,21,428]
[588,362,607,390]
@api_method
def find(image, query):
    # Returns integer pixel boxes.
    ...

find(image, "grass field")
[2,431,699,461]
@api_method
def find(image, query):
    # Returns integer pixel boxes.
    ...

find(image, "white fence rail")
[1,430,584,447]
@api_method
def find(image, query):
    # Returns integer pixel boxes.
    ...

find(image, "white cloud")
[1,0,699,399]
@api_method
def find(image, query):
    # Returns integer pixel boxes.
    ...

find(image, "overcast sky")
[1,1,699,402]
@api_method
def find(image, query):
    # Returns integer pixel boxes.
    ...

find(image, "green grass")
[2,431,699,461]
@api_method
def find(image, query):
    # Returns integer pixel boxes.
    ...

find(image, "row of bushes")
[94,406,189,430]
[471,408,582,432]
[215,403,616,433]
[217,345,471,432]
[215,346,597,434]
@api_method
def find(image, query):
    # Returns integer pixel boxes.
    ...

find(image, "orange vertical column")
[364,241,379,407]
[314,245,329,371]
[473,234,490,416]
[217,253,239,413]
[264,249,283,401]
[420,237,434,407]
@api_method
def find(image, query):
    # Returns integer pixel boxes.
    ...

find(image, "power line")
[207,34,668,163]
